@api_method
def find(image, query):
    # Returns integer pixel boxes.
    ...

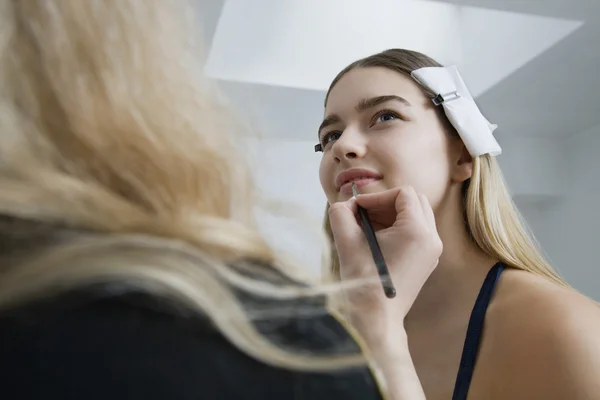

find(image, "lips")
[335,169,382,195]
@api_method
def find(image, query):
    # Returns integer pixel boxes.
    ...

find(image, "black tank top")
[452,262,505,400]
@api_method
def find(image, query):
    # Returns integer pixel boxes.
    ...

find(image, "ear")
[451,143,473,183]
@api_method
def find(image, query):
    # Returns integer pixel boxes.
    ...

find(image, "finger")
[418,194,437,231]
[395,187,429,230]
[393,186,420,213]
[346,196,358,213]
[356,186,421,214]
[328,198,363,251]
[355,187,405,211]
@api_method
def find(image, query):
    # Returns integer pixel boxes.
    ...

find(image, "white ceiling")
[198,0,600,140]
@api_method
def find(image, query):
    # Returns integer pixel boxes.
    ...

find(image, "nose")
[331,128,366,163]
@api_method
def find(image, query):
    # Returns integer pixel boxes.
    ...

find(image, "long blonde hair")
[323,49,568,289]
[0,0,365,372]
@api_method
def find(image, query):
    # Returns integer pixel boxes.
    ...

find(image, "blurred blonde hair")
[322,49,569,304]
[0,0,367,372]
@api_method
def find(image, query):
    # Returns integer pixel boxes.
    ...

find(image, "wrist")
[366,326,410,361]
[368,330,425,400]
[349,315,406,349]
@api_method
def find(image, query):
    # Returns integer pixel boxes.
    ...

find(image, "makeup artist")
[318,48,600,400]
[0,1,395,399]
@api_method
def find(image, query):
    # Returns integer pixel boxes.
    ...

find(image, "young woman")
[317,49,600,399]
[0,1,396,399]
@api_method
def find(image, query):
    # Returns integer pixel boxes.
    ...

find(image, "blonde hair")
[323,49,568,293]
[0,0,366,372]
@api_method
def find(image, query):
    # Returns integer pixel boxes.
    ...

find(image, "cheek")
[376,134,452,201]
[411,153,453,208]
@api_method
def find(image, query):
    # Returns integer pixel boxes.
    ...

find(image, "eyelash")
[369,109,401,126]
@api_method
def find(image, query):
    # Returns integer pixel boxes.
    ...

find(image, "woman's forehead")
[325,67,427,113]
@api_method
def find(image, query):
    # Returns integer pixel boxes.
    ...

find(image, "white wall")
[521,124,600,300]
[249,135,599,299]
[247,140,326,276]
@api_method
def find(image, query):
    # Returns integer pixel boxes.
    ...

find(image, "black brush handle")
[356,204,397,299]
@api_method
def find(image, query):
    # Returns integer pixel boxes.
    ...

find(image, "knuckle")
[431,236,444,254]
[397,185,415,197]
[396,186,418,208]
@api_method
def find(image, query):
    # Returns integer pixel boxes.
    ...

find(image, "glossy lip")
[335,168,383,191]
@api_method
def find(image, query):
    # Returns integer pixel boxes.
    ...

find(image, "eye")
[320,131,342,148]
[372,110,400,126]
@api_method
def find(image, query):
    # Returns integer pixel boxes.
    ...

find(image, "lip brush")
[352,183,397,299]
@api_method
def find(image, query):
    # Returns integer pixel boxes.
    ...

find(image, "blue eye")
[374,112,398,124]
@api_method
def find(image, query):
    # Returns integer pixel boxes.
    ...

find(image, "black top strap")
[452,262,505,400]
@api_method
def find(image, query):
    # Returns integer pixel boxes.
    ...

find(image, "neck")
[405,190,497,328]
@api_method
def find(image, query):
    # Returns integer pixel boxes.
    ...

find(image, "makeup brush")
[352,183,396,299]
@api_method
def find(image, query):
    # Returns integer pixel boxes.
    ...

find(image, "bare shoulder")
[479,268,600,399]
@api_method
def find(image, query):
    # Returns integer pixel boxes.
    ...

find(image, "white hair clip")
[411,66,501,157]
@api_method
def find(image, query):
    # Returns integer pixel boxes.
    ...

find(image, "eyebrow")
[318,95,411,137]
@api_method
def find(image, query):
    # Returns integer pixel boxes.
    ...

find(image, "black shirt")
[0,288,385,399]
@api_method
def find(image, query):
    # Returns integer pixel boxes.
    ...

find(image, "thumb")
[328,198,364,256]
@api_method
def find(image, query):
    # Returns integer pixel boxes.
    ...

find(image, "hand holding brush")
[328,185,442,344]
